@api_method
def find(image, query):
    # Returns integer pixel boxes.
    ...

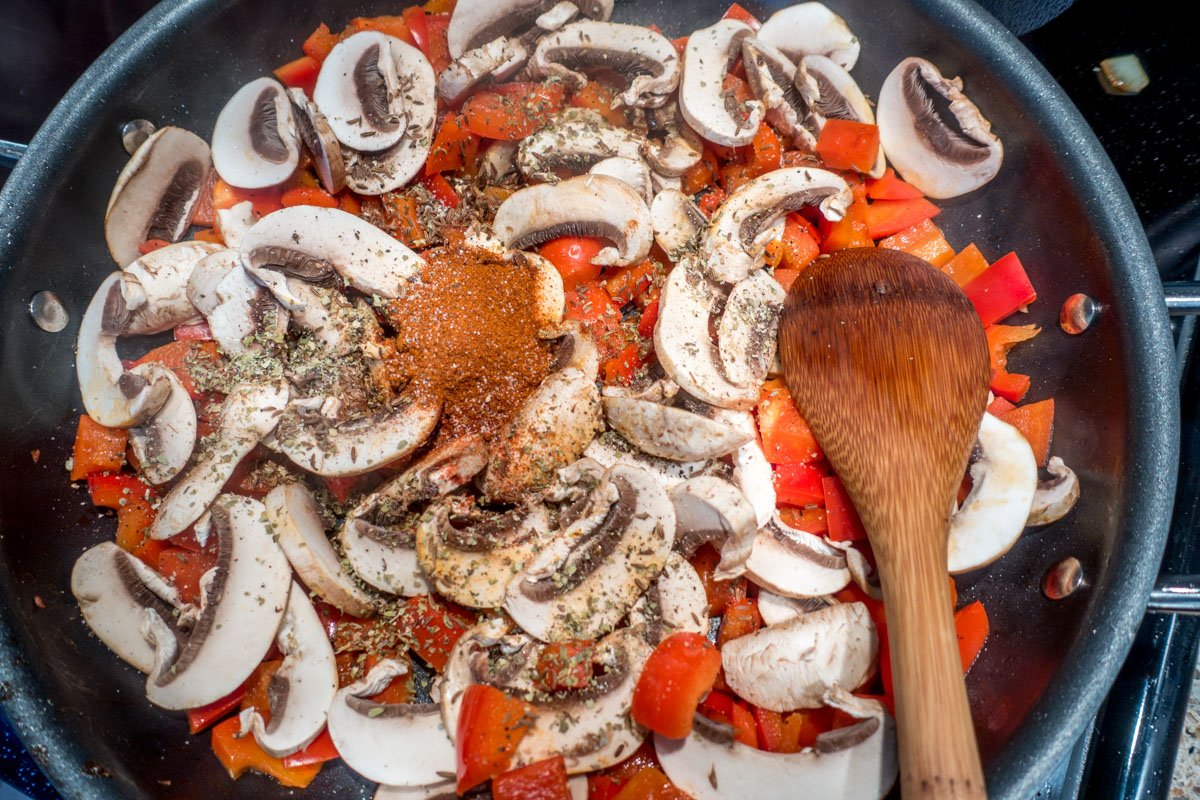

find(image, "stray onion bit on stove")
[67,1,1078,797]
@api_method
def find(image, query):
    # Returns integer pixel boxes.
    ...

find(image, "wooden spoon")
[778,247,991,799]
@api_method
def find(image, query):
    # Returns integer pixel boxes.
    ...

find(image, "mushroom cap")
[743,513,852,598]
[122,240,218,335]
[756,2,861,70]
[524,251,567,338]
[876,56,1004,199]
[603,396,752,462]
[589,156,655,206]
[447,0,613,59]
[947,412,1038,573]
[189,248,289,356]
[642,101,704,177]
[741,37,818,152]
[143,494,292,709]
[757,589,836,627]
[492,174,654,268]
[211,77,301,190]
[105,126,210,267]
[717,270,785,389]
[707,407,777,527]
[1027,456,1080,527]
[126,363,197,485]
[679,19,764,147]
[314,32,411,153]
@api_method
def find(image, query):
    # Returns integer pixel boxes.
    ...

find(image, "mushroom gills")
[122,241,220,334]
[314,33,410,153]
[211,77,301,189]
[127,364,197,485]
[447,0,613,59]
[288,88,346,194]
[741,513,852,598]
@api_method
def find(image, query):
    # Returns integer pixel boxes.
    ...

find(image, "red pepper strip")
[636,297,660,340]
[815,118,880,173]
[211,717,321,787]
[631,632,722,738]
[717,598,763,647]
[493,755,572,800]
[420,172,460,207]
[423,13,452,73]
[187,682,248,734]
[955,600,990,672]
[942,242,990,286]
[865,167,925,200]
[88,472,163,566]
[302,23,339,63]
[822,476,868,541]
[281,185,339,208]
[282,728,340,768]
[71,415,127,480]
[779,506,829,536]
[962,251,1037,326]
[273,55,320,97]
[999,398,1055,467]
[402,6,430,58]
[613,766,690,800]
[138,238,171,255]
[426,115,480,174]
[773,462,827,507]
[689,545,747,616]
[455,684,535,793]
[721,2,762,29]
[863,197,941,240]
[877,218,954,267]
[174,321,214,341]
[986,324,1040,403]
[757,379,823,465]
[779,213,820,271]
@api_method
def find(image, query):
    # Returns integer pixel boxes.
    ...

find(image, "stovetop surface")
[1,0,1198,798]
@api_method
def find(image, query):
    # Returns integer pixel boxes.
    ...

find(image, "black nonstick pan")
[0,0,1179,797]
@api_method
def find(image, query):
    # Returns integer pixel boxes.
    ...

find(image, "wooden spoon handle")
[876,509,987,799]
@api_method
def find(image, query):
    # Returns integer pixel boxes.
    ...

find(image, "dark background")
[1,0,1198,797]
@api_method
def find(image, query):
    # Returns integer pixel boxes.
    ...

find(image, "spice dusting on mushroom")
[384,244,553,446]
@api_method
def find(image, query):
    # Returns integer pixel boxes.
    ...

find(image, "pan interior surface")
[0,0,1176,798]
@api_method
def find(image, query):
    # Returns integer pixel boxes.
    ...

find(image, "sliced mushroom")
[505,462,676,642]
[642,101,703,177]
[740,514,852,598]
[630,552,709,643]
[105,126,210,266]
[189,249,289,355]
[741,38,818,151]
[707,407,776,527]
[876,57,1004,198]
[149,380,290,540]
[656,690,897,800]
[279,279,382,358]
[447,0,613,59]
[76,272,173,428]
[585,429,713,490]
[531,21,680,108]
[215,200,257,250]
[126,364,197,485]
[756,2,861,70]
[288,88,346,194]
[649,189,705,263]
[524,251,567,337]
[275,395,441,478]
[239,582,339,757]
[702,167,851,284]
[342,437,488,597]
[71,541,183,673]
[718,270,785,388]
[1027,456,1080,526]
[603,396,751,462]
[314,32,410,153]
[757,589,835,626]
[517,110,646,184]
[442,620,651,773]
[721,602,877,711]
[121,241,218,334]
[797,55,885,176]
[480,140,520,184]
[373,781,456,800]
[265,483,376,616]
[142,494,291,709]
[590,156,654,205]
[947,413,1038,573]
[211,77,301,189]
[437,37,529,105]
[240,206,423,300]
[328,659,456,786]
[669,476,758,578]
[679,20,764,147]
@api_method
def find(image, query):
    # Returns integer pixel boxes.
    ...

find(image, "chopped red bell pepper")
[569,81,627,127]
[281,185,339,209]
[612,767,690,800]
[697,690,757,746]
[493,755,572,800]
[602,342,644,386]
[757,379,823,464]
[773,462,827,507]
[689,544,747,616]
[722,2,762,29]
[631,632,722,739]
[942,243,990,287]
[815,119,880,173]
[282,728,340,768]
[747,123,782,177]
[88,472,162,567]
[187,682,248,734]
[302,23,339,63]
[341,15,414,44]
[779,506,829,536]
[877,218,954,267]
[138,238,171,255]
[717,598,763,647]
[427,115,481,174]
[865,167,924,200]
[401,595,475,670]
[780,213,821,271]
[402,6,430,59]
[540,237,605,290]
[681,147,718,195]
[420,172,460,208]
[211,717,321,787]
[637,296,660,340]
[212,177,284,217]
[423,13,452,72]
[462,82,566,139]
[863,197,941,240]
[986,396,1017,417]
[999,398,1055,467]
[822,476,868,541]
[71,415,128,480]
[962,251,1038,326]
[564,282,629,362]
[955,600,990,672]
[157,546,219,605]
[818,198,873,252]
[131,339,221,401]
[455,684,535,793]
[602,259,659,307]
[698,186,728,217]
[986,324,1040,403]
[273,55,320,97]
[174,321,214,341]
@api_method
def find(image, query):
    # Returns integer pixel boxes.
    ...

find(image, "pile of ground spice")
[384,244,552,447]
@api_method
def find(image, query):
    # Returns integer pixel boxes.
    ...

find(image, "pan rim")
[0,0,1179,798]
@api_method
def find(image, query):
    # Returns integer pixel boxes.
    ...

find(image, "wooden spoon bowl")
[779,247,991,799]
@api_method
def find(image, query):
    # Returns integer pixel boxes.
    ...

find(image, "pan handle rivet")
[1044,557,1085,600]
[30,291,68,333]
[1060,293,1097,334]
[120,119,157,156]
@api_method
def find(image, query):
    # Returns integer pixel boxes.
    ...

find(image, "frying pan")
[0,0,1179,797]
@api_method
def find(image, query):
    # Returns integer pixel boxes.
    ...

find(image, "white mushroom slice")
[287,88,345,194]
[718,270,785,388]
[493,174,653,268]
[149,380,290,539]
[798,55,885,176]
[1027,456,1080,527]
[328,660,455,786]
[480,140,520,184]
[653,265,760,410]
[669,477,757,578]
[721,602,877,711]
[215,200,257,250]
[105,126,211,266]
[343,437,488,597]
[524,251,567,338]
[531,21,680,108]
[191,250,288,355]
[707,407,776,527]
[630,552,708,642]
[276,396,441,478]
[537,0,580,30]
[481,365,603,502]
[650,189,705,262]
[277,280,376,356]
[211,77,301,189]
[757,589,835,626]
[187,248,236,316]
[142,494,291,709]
[315,33,410,152]
[517,110,646,184]
[642,102,703,177]
[657,690,897,800]
[742,514,851,598]
[127,364,196,485]
[437,37,529,105]
[447,0,613,59]
[702,167,851,284]
[756,2,861,70]
[603,397,751,462]
[741,38,818,151]
[585,430,711,490]
[240,206,422,299]
[71,542,183,673]
[265,483,376,616]
[505,463,675,642]
[947,412,1038,573]
[590,156,654,205]
[679,20,764,147]
[877,57,1004,198]
[239,582,338,757]
[76,273,172,428]
[121,241,219,334]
